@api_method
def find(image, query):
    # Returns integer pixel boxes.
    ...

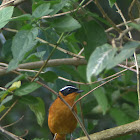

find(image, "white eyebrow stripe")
[60,86,77,91]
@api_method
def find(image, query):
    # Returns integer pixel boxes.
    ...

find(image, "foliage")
[0,0,140,140]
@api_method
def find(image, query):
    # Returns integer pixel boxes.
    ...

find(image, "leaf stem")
[31,33,65,81]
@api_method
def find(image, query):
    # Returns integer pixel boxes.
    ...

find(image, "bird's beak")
[76,90,84,93]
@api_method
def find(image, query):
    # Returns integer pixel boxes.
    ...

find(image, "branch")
[36,37,84,59]
[0,126,24,140]
[94,0,122,33]
[0,58,139,76]
[105,18,140,32]
[0,0,27,10]
[115,27,133,41]
[76,120,140,140]
[41,0,93,19]
[3,115,24,128]
[128,0,136,22]
[0,58,87,76]
[2,28,84,59]
[115,3,132,38]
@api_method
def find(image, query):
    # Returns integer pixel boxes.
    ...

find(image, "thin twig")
[18,129,28,138]
[117,64,136,73]
[31,33,65,81]
[2,28,18,33]
[115,2,140,120]
[128,0,136,22]
[77,84,85,127]
[0,99,18,122]
[58,65,136,85]
[94,0,122,33]
[41,0,93,19]
[0,126,24,140]
[72,75,122,109]
[115,3,132,38]
[2,28,84,59]
[0,0,14,9]
[105,17,140,32]
[134,52,140,119]
[0,87,7,91]
[136,0,140,17]
[0,0,27,10]
[3,116,24,128]
[115,27,133,41]
[17,6,26,14]
[78,48,84,56]
[17,69,45,73]
[36,37,84,59]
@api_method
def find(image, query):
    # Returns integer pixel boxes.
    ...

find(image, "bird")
[48,85,84,140]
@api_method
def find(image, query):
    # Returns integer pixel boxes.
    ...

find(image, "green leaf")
[20,24,33,30]
[60,65,86,82]
[128,23,140,30]
[87,44,117,82]
[1,39,12,61]
[76,20,107,60]
[11,14,33,21]
[121,70,134,86]
[107,41,140,69]
[52,16,81,32]
[94,87,109,115]
[88,12,111,27]
[8,28,38,71]
[110,107,134,125]
[24,51,46,62]
[0,105,5,113]
[108,0,116,7]
[0,91,8,98]
[29,97,45,127]
[0,6,14,29]
[50,0,69,15]
[14,82,41,96]
[40,71,58,83]
[32,0,45,12]
[0,95,13,108]
[122,91,138,106]
[77,65,88,82]
[122,103,138,120]
[32,3,53,18]
[111,90,121,102]
[19,95,39,105]
[90,77,109,115]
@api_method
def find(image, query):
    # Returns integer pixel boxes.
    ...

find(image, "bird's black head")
[59,85,84,96]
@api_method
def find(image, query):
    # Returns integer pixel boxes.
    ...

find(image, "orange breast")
[48,93,78,139]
